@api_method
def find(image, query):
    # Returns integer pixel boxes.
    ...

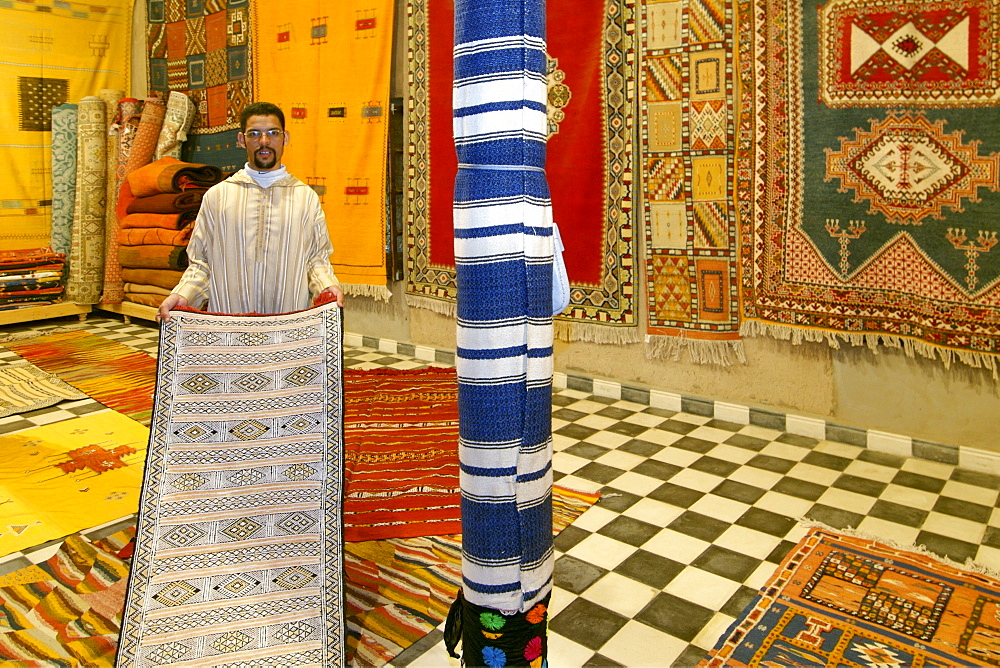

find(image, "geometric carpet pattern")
[0,314,998,666]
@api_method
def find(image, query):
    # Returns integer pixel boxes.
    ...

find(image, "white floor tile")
[599,620,690,668]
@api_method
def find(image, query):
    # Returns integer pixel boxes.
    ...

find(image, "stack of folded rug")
[115,156,224,308]
[0,249,68,311]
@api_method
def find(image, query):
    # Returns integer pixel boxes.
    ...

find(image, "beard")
[250,148,277,170]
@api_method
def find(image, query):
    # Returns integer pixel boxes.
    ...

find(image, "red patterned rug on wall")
[700,527,1000,667]
[405,0,639,343]
[737,0,1000,375]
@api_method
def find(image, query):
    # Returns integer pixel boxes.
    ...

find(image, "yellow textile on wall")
[0,0,132,251]
[254,0,393,300]
[0,411,147,557]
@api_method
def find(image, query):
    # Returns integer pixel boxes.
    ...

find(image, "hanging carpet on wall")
[639,0,743,365]
[254,0,395,301]
[0,0,131,252]
[116,300,345,667]
[700,527,1000,667]
[147,0,253,172]
[406,0,638,344]
[738,0,1000,376]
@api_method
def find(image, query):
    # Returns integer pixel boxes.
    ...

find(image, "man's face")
[238,114,287,171]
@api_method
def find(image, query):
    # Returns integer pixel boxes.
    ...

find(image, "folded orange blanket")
[118,245,188,271]
[125,292,166,308]
[120,268,185,290]
[126,190,205,214]
[124,283,173,296]
[117,227,192,247]
[119,212,196,231]
[127,156,224,198]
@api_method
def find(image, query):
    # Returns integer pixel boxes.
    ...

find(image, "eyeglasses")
[244,129,284,141]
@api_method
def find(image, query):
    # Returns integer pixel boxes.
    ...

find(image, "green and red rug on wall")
[700,527,1000,667]
[737,0,1000,376]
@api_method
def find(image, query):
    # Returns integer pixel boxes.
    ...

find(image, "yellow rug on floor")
[0,410,147,557]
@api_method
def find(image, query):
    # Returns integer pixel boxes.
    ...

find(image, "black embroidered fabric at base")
[444,590,550,667]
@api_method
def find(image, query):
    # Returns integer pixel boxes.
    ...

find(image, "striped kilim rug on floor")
[0,360,86,418]
[700,527,1000,667]
[5,330,157,426]
[116,300,345,667]
[0,525,134,666]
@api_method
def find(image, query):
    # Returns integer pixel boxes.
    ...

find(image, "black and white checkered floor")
[1,313,999,667]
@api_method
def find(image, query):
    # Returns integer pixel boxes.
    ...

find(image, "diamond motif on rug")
[229,419,269,441]
[825,111,1000,225]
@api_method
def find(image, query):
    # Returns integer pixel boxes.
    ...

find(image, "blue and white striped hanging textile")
[453,0,555,615]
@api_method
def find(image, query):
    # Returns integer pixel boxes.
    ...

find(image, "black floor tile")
[891,470,947,494]
[765,539,797,564]
[583,654,625,667]
[982,526,1000,549]
[691,546,761,582]
[649,483,705,508]
[950,468,1000,490]
[549,599,629,651]
[595,406,636,420]
[857,449,905,468]
[724,433,769,451]
[563,442,611,461]
[773,477,826,501]
[657,420,699,436]
[747,454,796,474]
[635,593,714,643]
[801,451,852,471]
[711,480,767,505]
[833,473,887,497]
[805,504,866,530]
[553,525,590,553]
[674,644,712,668]
[775,433,819,448]
[932,496,992,524]
[554,555,607,595]
[916,531,981,565]
[606,421,655,438]
[595,488,642,513]
[615,551,685,590]
[867,500,928,528]
[555,423,600,441]
[668,511,729,543]
[671,436,719,454]
[720,585,759,618]
[689,456,740,478]
[553,408,589,422]
[736,508,797,537]
[574,462,625,485]
[631,459,682,481]
[597,516,662,547]
[618,438,665,458]
[703,419,743,432]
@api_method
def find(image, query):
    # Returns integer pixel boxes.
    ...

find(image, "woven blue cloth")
[453,0,555,615]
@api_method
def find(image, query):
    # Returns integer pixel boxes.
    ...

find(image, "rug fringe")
[798,519,1000,580]
[405,294,457,317]
[0,325,87,344]
[645,334,747,366]
[741,320,1000,380]
[553,320,642,344]
[342,283,393,302]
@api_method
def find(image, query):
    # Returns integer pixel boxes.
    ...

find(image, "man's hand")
[320,285,345,307]
[157,293,188,323]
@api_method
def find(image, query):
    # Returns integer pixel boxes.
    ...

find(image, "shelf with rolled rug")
[97,156,223,323]
[0,249,91,327]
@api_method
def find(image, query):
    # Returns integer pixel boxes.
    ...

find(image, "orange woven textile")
[126,156,223,198]
[700,527,1000,667]
[343,367,461,541]
[117,227,191,247]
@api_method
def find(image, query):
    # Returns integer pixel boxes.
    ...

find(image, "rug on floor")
[699,526,1000,667]
[5,331,157,425]
[343,367,461,541]
[116,301,346,667]
[0,411,147,557]
[0,525,134,666]
[0,360,87,417]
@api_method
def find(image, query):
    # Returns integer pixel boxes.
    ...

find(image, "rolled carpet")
[123,283,173,296]
[124,292,166,308]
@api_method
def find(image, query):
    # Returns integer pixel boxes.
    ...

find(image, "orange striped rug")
[5,330,156,426]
